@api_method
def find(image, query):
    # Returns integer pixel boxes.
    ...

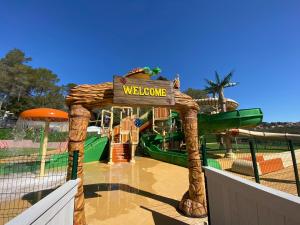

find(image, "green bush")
[0,128,14,139]
[0,128,68,142]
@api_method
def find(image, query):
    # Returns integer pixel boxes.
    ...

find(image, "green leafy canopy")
[0,49,76,115]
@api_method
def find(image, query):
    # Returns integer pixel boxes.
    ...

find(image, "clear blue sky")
[1,0,299,122]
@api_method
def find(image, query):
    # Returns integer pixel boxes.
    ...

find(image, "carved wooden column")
[179,108,207,217]
[67,104,91,225]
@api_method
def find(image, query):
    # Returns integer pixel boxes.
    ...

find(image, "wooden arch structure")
[66,82,207,224]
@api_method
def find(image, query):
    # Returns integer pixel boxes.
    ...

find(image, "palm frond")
[204,85,214,92]
[221,71,234,86]
[224,82,239,88]
[215,71,221,84]
[204,78,217,86]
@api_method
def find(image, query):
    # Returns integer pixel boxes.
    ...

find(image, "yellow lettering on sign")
[155,88,161,96]
[122,85,167,97]
[123,85,133,95]
[133,86,138,95]
[144,87,149,95]
[139,87,144,96]
[150,88,155,96]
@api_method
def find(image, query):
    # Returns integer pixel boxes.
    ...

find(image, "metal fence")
[201,134,300,197]
[0,152,70,224]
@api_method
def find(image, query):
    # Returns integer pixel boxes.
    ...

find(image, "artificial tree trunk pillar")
[224,134,235,158]
[179,108,207,217]
[67,104,91,225]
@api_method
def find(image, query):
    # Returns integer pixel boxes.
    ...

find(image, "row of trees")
[0,49,76,115]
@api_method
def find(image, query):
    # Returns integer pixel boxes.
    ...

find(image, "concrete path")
[84,157,207,225]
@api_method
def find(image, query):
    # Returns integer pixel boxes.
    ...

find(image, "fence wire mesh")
[0,152,68,224]
[202,134,300,197]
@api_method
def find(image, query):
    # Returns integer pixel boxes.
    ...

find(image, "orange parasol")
[19,108,68,176]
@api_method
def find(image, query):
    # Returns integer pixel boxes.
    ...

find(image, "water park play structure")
[63,67,280,224]
[30,98,297,178]
[3,67,300,225]
[65,68,208,224]
[82,102,264,167]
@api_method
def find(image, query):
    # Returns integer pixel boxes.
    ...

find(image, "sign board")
[113,76,175,106]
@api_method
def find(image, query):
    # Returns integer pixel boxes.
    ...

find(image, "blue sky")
[1,0,299,122]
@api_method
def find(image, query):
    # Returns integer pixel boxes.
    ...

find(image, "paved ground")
[260,165,300,195]
[217,153,300,196]
[84,157,207,225]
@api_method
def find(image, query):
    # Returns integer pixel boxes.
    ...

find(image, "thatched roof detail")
[66,82,199,111]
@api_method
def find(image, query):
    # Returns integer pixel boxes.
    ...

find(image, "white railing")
[204,167,300,225]
[6,179,79,225]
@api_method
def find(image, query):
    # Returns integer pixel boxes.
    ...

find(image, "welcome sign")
[113,76,175,106]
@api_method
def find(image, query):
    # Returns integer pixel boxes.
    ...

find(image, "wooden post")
[179,108,207,217]
[130,144,137,163]
[108,107,114,165]
[130,108,138,163]
[119,109,122,142]
[67,104,91,225]
[39,121,49,177]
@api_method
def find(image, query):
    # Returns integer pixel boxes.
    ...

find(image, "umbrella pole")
[40,121,49,176]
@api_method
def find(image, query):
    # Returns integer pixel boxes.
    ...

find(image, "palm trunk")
[179,108,207,217]
[218,89,226,113]
[218,89,234,157]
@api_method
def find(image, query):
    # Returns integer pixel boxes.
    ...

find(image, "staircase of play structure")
[111,116,139,163]
[110,108,172,163]
[112,143,131,162]
[82,108,178,164]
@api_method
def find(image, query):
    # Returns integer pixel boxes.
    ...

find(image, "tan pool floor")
[83,157,207,225]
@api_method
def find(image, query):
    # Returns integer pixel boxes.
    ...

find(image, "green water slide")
[139,108,263,169]
[84,136,109,163]
[140,133,222,169]
[198,108,263,135]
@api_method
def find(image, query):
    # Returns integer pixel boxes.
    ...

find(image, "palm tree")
[204,71,238,157]
[204,84,217,98]
[204,71,238,112]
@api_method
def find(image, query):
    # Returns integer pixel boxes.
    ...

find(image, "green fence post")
[200,137,211,225]
[288,140,300,197]
[71,150,79,180]
[249,140,260,183]
[201,138,208,167]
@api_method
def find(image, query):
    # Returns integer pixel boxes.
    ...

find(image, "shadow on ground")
[260,177,295,184]
[141,206,188,225]
[84,182,179,207]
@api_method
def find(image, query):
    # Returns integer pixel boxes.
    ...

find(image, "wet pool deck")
[84,157,207,225]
